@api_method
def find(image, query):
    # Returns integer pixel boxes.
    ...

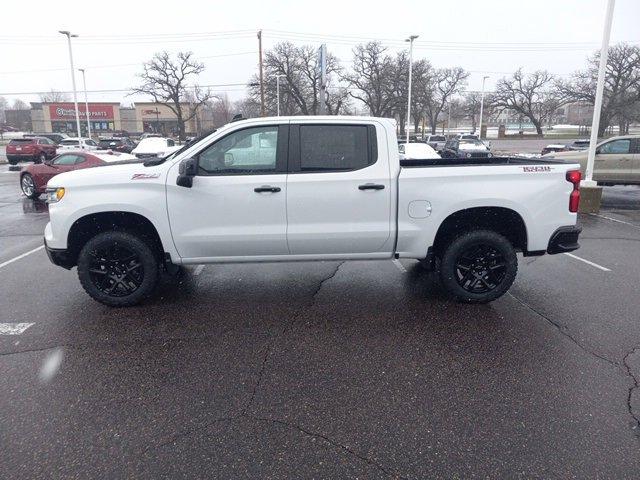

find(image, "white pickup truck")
[44,116,582,307]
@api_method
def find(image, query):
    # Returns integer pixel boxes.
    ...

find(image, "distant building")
[29,101,199,136]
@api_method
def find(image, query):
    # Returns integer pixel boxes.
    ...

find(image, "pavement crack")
[310,261,345,303]
[249,415,403,479]
[508,293,619,368]
[623,347,640,435]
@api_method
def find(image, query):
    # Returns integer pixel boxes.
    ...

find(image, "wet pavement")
[1,165,640,478]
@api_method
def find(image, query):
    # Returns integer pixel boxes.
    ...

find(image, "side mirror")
[177,157,197,188]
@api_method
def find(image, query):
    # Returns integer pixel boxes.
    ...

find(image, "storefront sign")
[49,104,115,120]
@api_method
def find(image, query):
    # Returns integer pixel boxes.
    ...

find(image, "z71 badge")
[131,173,161,180]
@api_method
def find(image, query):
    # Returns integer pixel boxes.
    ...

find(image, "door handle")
[358,183,385,191]
[254,185,281,193]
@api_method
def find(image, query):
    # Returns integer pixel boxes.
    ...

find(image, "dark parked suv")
[6,137,57,165]
[441,138,493,159]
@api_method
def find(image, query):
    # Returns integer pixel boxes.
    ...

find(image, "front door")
[166,124,289,260]
[594,138,634,183]
[285,122,392,255]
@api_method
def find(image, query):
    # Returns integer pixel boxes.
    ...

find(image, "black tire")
[36,152,46,164]
[439,229,517,304]
[20,173,40,199]
[77,231,159,307]
[8,159,18,166]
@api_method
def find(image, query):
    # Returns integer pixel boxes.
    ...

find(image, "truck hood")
[46,161,165,189]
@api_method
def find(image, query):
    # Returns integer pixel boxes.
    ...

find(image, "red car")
[6,137,57,165]
[20,151,137,199]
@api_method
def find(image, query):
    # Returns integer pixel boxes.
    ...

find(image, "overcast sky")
[1,0,638,106]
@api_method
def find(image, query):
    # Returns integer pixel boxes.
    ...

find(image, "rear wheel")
[439,229,517,303]
[77,231,159,307]
[20,174,40,199]
[8,159,18,166]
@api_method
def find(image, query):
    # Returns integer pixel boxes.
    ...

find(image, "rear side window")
[299,125,372,172]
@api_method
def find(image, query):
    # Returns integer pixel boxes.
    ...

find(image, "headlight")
[47,187,65,203]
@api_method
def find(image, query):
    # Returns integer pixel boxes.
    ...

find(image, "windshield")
[460,139,485,146]
[60,140,79,146]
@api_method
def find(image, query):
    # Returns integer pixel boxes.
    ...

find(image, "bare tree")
[132,51,212,140]
[558,43,640,135]
[0,96,8,123]
[462,92,495,132]
[423,67,469,134]
[39,90,70,103]
[343,42,397,117]
[493,69,566,135]
[234,97,261,119]
[248,42,349,116]
[11,99,28,110]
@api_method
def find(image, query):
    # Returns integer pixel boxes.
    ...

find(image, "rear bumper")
[7,154,37,161]
[44,239,74,270]
[547,225,582,254]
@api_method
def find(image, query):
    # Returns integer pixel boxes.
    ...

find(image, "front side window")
[53,154,79,165]
[85,140,97,147]
[198,126,279,174]
[299,125,370,171]
[599,139,631,155]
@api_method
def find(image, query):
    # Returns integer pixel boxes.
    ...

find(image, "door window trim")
[194,124,289,176]
[288,123,378,174]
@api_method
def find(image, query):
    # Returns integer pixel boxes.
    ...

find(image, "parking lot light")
[405,35,418,145]
[78,68,91,139]
[478,75,489,139]
[59,31,82,141]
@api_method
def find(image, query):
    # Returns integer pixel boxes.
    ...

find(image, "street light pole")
[78,68,91,138]
[405,35,418,145]
[584,0,616,186]
[478,75,489,139]
[59,31,82,140]
[271,74,286,116]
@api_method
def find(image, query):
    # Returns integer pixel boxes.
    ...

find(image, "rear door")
[631,138,640,183]
[286,122,393,255]
[594,138,633,183]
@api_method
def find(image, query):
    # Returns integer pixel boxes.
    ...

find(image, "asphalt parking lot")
[1,165,640,478]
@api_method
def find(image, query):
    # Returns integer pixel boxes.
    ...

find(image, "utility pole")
[317,44,327,115]
[478,75,489,139]
[59,30,82,140]
[258,30,265,116]
[405,35,418,145]
[78,68,91,138]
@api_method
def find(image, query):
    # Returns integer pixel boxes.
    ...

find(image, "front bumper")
[547,225,582,254]
[44,239,74,270]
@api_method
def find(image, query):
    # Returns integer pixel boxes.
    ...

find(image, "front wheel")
[439,230,517,303]
[77,231,159,307]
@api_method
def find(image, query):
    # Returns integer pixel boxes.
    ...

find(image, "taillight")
[566,169,581,212]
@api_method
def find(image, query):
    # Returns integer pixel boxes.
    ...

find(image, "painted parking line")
[588,213,640,230]
[563,252,611,272]
[0,245,44,270]
[392,258,407,273]
[0,323,34,335]
[193,264,205,276]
